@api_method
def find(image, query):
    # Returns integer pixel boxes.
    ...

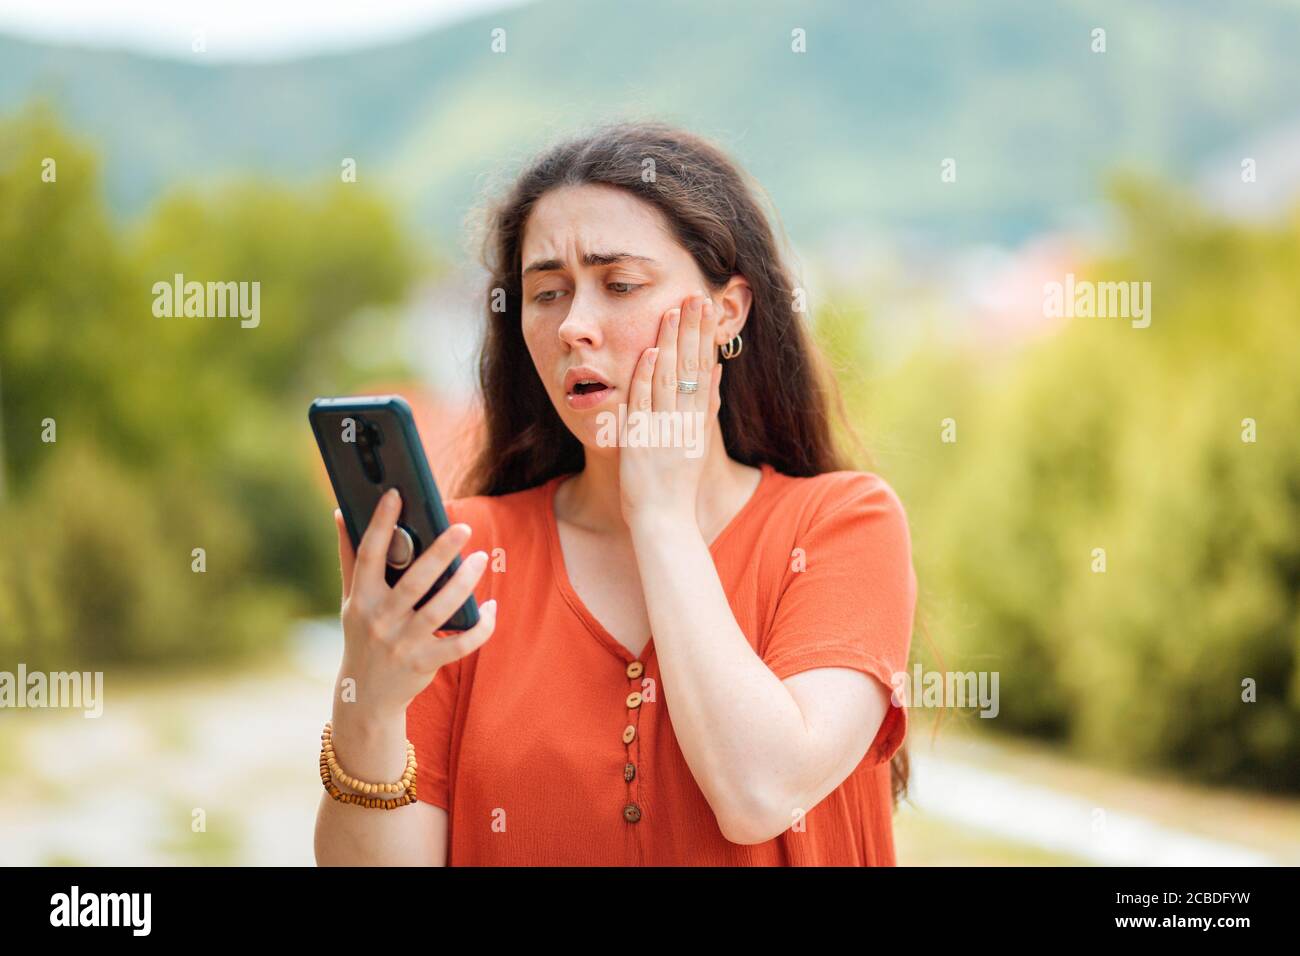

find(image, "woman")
[314,121,917,866]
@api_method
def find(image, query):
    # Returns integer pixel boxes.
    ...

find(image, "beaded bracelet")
[323,720,416,793]
[320,719,419,810]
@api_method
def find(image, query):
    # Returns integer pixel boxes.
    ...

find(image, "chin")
[564,413,621,457]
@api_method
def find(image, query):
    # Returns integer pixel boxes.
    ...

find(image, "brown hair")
[462,119,910,806]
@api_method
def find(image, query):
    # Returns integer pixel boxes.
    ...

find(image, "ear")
[711,275,753,345]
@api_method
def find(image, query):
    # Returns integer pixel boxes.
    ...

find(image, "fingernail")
[454,523,472,538]
[668,308,680,328]
[483,599,497,613]
[649,348,660,365]
[469,550,488,565]
[386,487,401,503]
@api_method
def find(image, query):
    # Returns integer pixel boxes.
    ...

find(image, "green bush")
[838,183,1300,791]
[0,103,420,670]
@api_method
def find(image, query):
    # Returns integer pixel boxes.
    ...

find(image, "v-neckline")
[542,462,774,664]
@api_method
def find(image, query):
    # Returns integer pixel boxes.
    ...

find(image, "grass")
[151,798,244,866]
[6,646,1298,865]
[895,805,1094,866]
[909,714,1300,863]
[0,720,15,779]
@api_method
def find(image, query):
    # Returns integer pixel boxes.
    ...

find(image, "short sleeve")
[761,473,917,767]
[406,661,458,811]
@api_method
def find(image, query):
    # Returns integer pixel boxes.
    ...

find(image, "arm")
[314,707,450,866]
[629,516,892,844]
[313,497,495,865]
[618,291,908,844]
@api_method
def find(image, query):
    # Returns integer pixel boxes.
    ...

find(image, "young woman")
[314,121,917,866]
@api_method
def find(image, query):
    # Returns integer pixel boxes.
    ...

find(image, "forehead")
[521,184,677,262]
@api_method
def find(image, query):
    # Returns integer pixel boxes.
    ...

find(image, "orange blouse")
[406,461,917,865]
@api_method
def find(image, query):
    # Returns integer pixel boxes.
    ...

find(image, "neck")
[557,439,756,540]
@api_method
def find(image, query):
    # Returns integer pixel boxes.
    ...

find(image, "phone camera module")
[354,417,385,484]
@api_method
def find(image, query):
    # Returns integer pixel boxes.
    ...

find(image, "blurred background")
[1,0,1298,865]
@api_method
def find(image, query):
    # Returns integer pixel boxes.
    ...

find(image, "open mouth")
[563,366,615,405]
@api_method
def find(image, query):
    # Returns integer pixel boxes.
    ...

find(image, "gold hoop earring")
[719,333,743,360]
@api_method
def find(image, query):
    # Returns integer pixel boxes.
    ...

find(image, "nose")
[555,287,604,351]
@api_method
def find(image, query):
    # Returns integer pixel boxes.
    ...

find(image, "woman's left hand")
[618,289,724,529]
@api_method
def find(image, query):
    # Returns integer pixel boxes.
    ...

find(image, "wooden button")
[623,803,642,823]
[626,661,644,679]
[624,762,636,782]
[626,691,642,709]
[622,724,636,744]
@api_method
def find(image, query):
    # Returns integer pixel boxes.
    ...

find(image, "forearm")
[629,514,814,841]
[313,705,440,866]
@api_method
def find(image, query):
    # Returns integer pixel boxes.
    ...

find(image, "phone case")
[308,394,479,631]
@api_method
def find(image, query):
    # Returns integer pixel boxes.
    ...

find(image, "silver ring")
[675,379,699,394]
[386,526,415,570]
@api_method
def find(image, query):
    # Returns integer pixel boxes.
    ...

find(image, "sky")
[0,0,531,61]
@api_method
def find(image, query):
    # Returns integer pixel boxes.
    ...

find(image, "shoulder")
[442,480,555,534]
[769,468,911,537]
[767,470,916,611]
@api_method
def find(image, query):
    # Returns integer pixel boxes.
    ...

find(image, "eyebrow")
[522,251,659,276]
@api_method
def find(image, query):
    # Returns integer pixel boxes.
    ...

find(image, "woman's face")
[519,183,723,451]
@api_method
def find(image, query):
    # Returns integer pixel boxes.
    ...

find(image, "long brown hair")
[462,119,910,806]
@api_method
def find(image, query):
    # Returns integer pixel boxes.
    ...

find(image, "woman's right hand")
[332,488,496,723]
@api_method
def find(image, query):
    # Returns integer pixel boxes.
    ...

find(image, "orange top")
[406,462,917,865]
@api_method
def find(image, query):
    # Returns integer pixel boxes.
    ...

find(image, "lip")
[565,386,616,410]
[563,365,614,395]
[562,365,616,410]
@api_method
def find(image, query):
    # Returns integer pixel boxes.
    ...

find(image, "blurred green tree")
[841,178,1300,791]
[0,103,420,670]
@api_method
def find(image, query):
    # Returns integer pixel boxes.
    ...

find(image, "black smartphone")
[308,394,479,632]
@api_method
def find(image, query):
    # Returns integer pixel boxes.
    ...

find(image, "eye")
[534,289,566,303]
[608,281,642,295]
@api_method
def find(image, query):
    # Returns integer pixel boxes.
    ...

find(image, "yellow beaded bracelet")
[322,721,416,793]
[320,720,418,810]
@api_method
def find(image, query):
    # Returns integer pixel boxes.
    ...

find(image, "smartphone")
[308,394,479,632]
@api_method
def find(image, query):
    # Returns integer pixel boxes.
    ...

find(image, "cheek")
[626,295,686,351]
[520,317,554,375]
[610,297,674,366]
[607,320,652,353]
